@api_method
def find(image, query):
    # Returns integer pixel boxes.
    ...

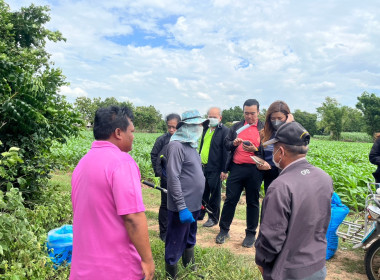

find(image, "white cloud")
[113,71,153,83]
[120,96,143,104]
[196,92,212,100]
[59,86,88,98]
[297,81,336,91]
[166,77,182,90]
[76,79,113,91]
[6,0,380,116]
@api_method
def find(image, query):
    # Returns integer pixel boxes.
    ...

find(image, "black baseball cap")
[263,121,310,146]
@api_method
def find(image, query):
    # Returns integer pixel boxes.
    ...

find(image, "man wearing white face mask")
[198,107,229,227]
[165,109,209,279]
[255,122,333,280]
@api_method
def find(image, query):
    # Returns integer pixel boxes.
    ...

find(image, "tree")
[74,96,101,125]
[356,91,380,136]
[341,106,365,132]
[258,108,267,124]
[316,97,345,140]
[74,96,134,125]
[222,106,243,123]
[293,110,318,136]
[134,105,163,132]
[0,2,81,201]
[99,97,133,111]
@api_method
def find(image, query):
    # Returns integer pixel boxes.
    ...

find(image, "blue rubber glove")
[179,208,195,224]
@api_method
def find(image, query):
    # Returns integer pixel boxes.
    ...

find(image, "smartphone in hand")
[242,140,252,146]
[250,156,264,165]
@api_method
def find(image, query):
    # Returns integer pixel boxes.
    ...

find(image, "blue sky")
[6,0,380,117]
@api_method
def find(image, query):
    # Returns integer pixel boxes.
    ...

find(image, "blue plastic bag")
[47,224,73,266]
[326,193,349,260]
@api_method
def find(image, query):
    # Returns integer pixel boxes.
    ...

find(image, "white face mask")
[272,147,282,169]
[208,117,219,127]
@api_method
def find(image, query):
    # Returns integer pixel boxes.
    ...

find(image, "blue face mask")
[208,118,219,127]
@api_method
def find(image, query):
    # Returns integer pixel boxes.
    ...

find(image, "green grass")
[49,170,73,187]
[149,234,261,280]
[142,187,162,209]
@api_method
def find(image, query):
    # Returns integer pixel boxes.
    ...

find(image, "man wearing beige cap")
[255,121,333,280]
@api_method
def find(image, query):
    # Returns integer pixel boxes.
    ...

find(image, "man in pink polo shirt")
[70,106,155,280]
[216,99,264,248]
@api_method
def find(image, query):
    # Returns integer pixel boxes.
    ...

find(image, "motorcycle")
[337,183,380,280]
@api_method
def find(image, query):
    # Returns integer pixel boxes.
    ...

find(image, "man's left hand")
[220,172,228,181]
[242,141,258,153]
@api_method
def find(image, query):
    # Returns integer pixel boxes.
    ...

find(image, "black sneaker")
[215,230,230,244]
[242,235,256,248]
[203,219,217,228]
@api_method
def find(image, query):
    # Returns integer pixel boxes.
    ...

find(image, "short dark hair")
[243,99,260,111]
[166,113,181,123]
[93,106,134,140]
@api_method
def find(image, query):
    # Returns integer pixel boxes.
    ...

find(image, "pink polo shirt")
[70,141,145,280]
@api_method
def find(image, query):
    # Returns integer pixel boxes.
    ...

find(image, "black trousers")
[165,210,200,265]
[159,177,168,240]
[262,166,280,194]
[219,163,262,236]
[200,170,222,223]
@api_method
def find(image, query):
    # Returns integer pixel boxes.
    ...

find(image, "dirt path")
[146,206,367,279]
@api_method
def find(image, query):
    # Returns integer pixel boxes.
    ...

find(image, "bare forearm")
[123,212,153,263]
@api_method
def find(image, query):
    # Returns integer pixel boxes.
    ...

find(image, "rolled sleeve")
[112,161,145,216]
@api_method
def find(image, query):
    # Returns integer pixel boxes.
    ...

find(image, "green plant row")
[307,139,374,210]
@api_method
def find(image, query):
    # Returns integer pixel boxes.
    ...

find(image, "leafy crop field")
[50,130,160,181]
[306,139,373,210]
[313,132,373,143]
[51,130,376,210]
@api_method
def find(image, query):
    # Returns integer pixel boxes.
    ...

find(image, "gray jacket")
[255,158,333,280]
[166,141,205,212]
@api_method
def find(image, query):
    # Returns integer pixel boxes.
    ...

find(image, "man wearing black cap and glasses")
[255,122,333,280]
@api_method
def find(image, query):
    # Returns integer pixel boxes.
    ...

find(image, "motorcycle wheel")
[365,239,380,280]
